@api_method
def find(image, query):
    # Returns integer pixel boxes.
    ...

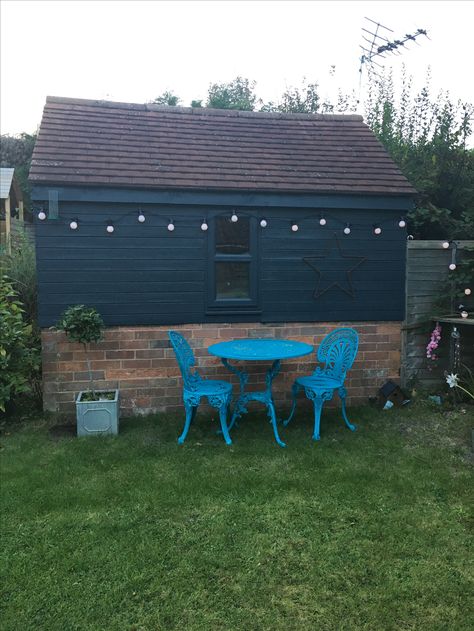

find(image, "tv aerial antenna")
[359,17,429,78]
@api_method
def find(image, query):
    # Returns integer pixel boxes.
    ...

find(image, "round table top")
[207,338,314,361]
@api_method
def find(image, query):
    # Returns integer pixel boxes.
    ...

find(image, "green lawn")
[1,403,473,631]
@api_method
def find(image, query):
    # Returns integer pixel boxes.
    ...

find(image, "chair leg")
[283,381,301,426]
[311,395,324,441]
[218,403,232,446]
[178,401,197,444]
[339,387,356,432]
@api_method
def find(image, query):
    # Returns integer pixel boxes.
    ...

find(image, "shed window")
[208,215,258,310]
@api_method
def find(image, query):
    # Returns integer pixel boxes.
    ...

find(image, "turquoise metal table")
[208,339,313,447]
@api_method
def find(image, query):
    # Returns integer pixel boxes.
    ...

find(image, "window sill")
[205,308,262,316]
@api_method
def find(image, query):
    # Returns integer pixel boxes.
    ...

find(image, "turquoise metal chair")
[283,328,359,440]
[168,331,233,445]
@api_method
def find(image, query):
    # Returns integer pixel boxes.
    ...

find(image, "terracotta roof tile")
[29,96,416,195]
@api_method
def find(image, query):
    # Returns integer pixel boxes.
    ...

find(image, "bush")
[0,230,37,327]
[0,277,41,413]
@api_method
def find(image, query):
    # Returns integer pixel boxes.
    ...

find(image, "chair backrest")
[168,330,202,390]
[317,327,359,380]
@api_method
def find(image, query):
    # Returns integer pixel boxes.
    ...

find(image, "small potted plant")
[55,305,119,436]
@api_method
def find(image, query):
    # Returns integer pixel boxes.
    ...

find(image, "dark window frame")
[206,214,260,313]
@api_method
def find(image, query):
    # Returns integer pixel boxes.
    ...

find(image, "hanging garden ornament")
[291,222,299,232]
[69,219,78,230]
[442,241,450,249]
[373,225,382,235]
[106,222,114,234]
[465,288,472,296]
[231,212,238,223]
[398,218,406,228]
[319,216,327,226]
[138,210,146,223]
[343,224,351,235]
[38,209,46,221]
[167,219,175,232]
[260,218,268,228]
[200,219,209,231]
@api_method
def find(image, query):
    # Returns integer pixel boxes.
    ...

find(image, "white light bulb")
[344,226,351,235]
[168,222,175,231]
[407,234,414,240]
[38,210,46,221]
[398,219,406,228]
[260,219,267,228]
[461,310,469,319]
[291,223,299,232]
[465,288,472,296]
[449,263,456,271]
[69,220,78,230]
[138,213,145,223]
[231,213,238,223]
[374,227,382,235]
[106,224,114,233]
[442,241,450,249]
[319,217,327,226]
[201,221,208,231]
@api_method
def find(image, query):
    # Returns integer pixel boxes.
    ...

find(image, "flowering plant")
[426,323,442,360]
[446,373,474,400]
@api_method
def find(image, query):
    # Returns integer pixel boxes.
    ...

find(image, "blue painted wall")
[32,187,412,327]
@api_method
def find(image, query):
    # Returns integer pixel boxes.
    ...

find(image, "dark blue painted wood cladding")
[34,189,409,327]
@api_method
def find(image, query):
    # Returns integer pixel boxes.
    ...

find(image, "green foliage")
[55,305,104,347]
[0,132,36,209]
[0,230,37,327]
[206,76,257,111]
[0,277,41,412]
[433,247,474,314]
[190,99,203,108]
[152,91,181,106]
[365,68,474,239]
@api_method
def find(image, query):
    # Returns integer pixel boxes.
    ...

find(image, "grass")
[1,402,473,631]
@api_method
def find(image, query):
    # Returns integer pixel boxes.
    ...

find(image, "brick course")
[41,322,402,417]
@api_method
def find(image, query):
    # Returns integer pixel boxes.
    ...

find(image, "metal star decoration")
[303,233,367,299]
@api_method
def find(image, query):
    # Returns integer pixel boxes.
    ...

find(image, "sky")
[1,0,473,136]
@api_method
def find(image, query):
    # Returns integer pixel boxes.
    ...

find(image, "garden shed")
[30,96,416,415]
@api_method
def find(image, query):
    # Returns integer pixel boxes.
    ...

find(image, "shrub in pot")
[55,305,119,436]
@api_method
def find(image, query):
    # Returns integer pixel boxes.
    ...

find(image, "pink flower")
[426,323,442,361]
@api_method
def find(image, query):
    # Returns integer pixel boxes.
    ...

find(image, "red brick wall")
[42,322,402,416]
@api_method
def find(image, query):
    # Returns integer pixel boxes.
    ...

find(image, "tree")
[152,91,181,106]
[206,76,257,111]
[0,132,36,209]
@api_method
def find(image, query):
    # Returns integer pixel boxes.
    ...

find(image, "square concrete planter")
[76,390,119,436]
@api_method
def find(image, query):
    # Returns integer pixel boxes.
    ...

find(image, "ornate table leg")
[264,360,286,447]
[221,358,249,430]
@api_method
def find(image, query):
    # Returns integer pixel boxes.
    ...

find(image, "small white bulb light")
[38,210,46,221]
[291,222,299,232]
[442,241,450,249]
[138,212,146,223]
[319,217,327,226]
[167,220,175,232]
[398,218,406,228]
[461,310,469,319]
[201,220,208,231]
[465,288,472,296]
[231,212,238,223]
[260,218,267,228]
[449,263,456,271]
[69,220,78,230]
[106,223,114,234]
[374,226,382,235]
[343,224,351,235]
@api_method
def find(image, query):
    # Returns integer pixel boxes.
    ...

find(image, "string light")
[343,224,351,235]
[465,288,472,296]
[319,216,327,226]
[106,222,114,234]
[449,263,456,271]
[260,218,268,228]
[201,219,208,231]
[407,235,414,240]
[167,219,175,232]
[461,310,469,319]
[231,212,238,223]
[291,222,299,232]
[69,219,78,230]
[442,241,450,249]
[138,211,146,223]
[373,225,382,235]
[398,218,406,228]
[38,209,46,221]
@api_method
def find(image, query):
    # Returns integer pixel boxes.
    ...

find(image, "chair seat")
[295,374,343,391]
[185,380,232,396]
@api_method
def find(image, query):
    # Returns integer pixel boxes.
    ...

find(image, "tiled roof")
[29,96,416,195]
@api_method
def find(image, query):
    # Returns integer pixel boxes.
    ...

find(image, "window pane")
[216,216,249,254]
[216,262,250,299]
